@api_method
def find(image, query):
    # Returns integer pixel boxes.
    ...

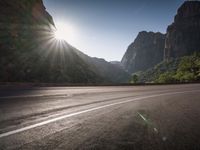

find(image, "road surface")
[0,84,200,150]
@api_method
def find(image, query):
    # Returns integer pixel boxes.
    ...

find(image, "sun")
[55,29,67,40]
[54,22,76,42]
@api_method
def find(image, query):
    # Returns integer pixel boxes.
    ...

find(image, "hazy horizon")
[44,0,185,61]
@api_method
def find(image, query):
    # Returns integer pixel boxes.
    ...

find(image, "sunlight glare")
[54,22,76,43]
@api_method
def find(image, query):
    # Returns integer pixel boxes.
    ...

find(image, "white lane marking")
[0,90,199,138]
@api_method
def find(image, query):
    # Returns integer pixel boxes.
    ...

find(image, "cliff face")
[164,1,200,60]
[121,31,165,73]
[0,0,129,83]
[0,0,54,50]
[0,0,102,83]
[0,0,54,24]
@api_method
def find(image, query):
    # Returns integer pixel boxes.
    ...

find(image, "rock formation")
[121,31,165,73]
[164,1,200,60]
[0,0,100,83]
[0,0,129,83]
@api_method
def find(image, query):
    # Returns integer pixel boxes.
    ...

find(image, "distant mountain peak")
[121,31,165,73]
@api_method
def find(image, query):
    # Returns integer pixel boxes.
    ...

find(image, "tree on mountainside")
[131,74,138,83]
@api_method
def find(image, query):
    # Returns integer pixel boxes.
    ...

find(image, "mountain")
[164,1,200,60]
[110,61,122,66]
[121,31,165,73]
[74,50,130,83]
[128,1,200,83]
[0,0,103,83]
[0,0,129,83]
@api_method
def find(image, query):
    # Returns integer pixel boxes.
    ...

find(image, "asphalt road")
[0,84,200,150]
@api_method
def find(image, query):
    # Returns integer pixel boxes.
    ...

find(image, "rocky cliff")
[0,0,102,83]
[164,1,200,60]
[121,31,165,73]
[0,0,129,83]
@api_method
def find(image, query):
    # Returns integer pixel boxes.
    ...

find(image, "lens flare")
[54,22,76,43]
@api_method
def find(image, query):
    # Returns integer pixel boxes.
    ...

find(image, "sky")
[43,0,185,61]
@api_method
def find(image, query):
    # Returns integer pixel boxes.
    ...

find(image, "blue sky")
[43,0,185,61]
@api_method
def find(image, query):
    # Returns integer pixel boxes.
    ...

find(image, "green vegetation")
[156,71,176,83]
[130,74,139,83]
[174,53,200,82]
[130,53,200,84]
